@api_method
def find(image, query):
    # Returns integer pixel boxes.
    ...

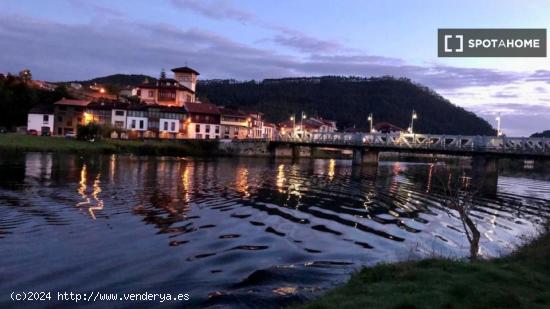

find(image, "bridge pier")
[352,149,379,166]
[291,145,312,158]
[471,155,499,196]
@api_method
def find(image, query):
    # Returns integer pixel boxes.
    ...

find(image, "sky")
[0,0,549,136]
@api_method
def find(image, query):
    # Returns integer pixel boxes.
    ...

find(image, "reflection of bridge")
[269,132,550,195]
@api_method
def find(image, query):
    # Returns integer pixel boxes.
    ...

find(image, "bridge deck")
[272,133,550,159]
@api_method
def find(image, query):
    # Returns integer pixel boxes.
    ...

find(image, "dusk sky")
[1,0,549,136]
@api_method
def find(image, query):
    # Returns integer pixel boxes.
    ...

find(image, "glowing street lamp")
[409,110,418,134]
[367,113,373,133]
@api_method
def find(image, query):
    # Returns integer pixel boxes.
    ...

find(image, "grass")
[0,133,220,156]
[299,230,550,309]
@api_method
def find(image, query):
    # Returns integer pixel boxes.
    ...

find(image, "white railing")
[277,132,550,155]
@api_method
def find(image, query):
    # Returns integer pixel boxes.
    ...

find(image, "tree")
[19,69,32,83]
[160,68,166,79]
[436,166,481,261]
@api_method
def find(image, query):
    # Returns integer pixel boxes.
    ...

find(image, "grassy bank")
[0,133,219,156]
[301,230,550,309]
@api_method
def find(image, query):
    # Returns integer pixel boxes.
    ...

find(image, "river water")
[0,152,549,308]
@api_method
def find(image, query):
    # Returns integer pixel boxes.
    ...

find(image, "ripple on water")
[0,153,548,308]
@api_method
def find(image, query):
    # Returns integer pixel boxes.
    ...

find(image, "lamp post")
[496,113,502,137]
[301,112,306,138]
[290,115,295,137]
[409,110,418,134]
[367,113,373,133]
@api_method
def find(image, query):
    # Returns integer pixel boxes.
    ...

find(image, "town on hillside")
[23,66,343,140]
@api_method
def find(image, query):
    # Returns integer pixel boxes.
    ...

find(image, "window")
[196,134,202,139]
[205,125,210,133]
[139,120,144,129]
[163,122,168,131]
[131,119,136,129]
[43,115,49,122]
[57,116,63,122]
[114,121,124,128]
[186,95,192,102]
[215,126,219,134]
[148,90,154,97]
[195,124,200,132]
[66,120,72,126]
[137,89,141,96]
[205,115,210,122]
[170,122,175,131]
[224,126,229,134]
[115,110,124,116]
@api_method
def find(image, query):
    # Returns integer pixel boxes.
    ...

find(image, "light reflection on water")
[0,152,549,308]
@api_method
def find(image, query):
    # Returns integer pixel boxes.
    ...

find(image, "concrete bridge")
[269,132,550,195]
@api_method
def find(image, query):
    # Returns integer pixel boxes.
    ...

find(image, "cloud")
[170,0,255,22]
[0,13,534,94]
[170,0,345,53]
[527,70,550,83]
[65,0,123,17]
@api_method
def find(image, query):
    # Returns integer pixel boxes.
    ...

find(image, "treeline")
[531,130,550,138]
[0,74,70,129]
[197,76,496,135]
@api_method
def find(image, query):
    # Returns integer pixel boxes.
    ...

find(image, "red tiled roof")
[219,107,248,118]
[54,99,91,106]
[184,102,220,115]
[171,66,200,75]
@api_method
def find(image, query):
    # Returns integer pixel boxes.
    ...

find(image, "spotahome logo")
[438,28,546,57]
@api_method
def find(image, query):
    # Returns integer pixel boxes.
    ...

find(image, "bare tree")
[436,166,481,261]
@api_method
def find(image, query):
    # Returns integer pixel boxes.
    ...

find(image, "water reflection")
[0,152,549,308]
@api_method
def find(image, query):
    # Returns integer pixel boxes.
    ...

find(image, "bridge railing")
[277,132,549,154]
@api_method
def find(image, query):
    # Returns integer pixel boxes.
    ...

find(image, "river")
[0,152,548,308]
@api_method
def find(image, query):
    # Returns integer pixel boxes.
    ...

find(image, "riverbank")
[0,133,220,156]
[300,229,550,308]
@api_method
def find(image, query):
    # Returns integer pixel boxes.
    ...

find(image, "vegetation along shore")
[299,228,550,309]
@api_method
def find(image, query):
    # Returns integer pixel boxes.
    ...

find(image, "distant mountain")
[53,74,496,135]
[68,74,156,87]
[197,76,496,135]
[531,130,550,138]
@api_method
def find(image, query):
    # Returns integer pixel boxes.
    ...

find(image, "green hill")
[197,76,495,135]
[69,74,156,87]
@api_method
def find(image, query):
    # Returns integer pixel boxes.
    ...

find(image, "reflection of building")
[185,102,220,139]
[137,66,198,106]
[27,104,54,135]
[54,99,91,136]
[219,107,249,139]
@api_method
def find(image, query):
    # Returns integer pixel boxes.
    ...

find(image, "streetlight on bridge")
[290,115,295,137]
[367,113,374,133]
[496,113,502,137]
[409,110,418,133]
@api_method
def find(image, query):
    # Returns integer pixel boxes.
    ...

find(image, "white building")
[27,104,54,135]
[111,109,127,129]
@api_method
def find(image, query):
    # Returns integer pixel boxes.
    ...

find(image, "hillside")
[196,76,495,135]
[531,130,550,138]
[69,74,156,87]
